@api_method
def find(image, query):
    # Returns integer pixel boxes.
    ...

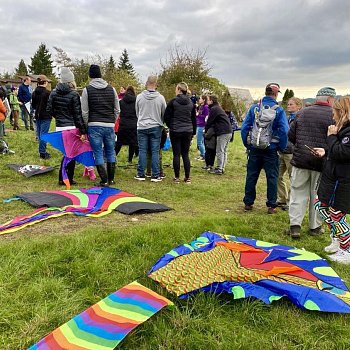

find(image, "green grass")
[0,122,350,349]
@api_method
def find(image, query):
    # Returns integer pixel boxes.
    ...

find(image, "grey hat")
[316,87,336,97]
[60,67,75,84]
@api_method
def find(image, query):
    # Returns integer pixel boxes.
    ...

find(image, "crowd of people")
[1,72,350,264]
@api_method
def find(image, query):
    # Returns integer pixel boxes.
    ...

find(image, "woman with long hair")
[164,82,196,183]
[313,96,350,264]
[196,95,209,160]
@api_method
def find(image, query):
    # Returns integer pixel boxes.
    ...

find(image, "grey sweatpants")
[216,133,232,171]
[289,166,322,229]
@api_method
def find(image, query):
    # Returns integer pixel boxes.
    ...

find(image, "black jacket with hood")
[46,83,87,134]
[32,86,51,120]
[318,123,350,213]
[164,93,196,134]
[119,93,137,129]
[205,103,232,136]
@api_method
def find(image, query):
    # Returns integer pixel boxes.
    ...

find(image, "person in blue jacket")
[241,83,289,214]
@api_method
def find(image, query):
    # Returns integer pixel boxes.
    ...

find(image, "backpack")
[247,101,279,149]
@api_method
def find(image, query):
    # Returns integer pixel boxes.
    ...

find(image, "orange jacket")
[0,99,6,122]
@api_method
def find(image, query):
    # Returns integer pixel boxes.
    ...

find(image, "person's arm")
[288,118,297,144]
[327,129,350,161]
[31,91,37,110]
[191,104,196,135]
[46,91,54,117]
[81,88,89,125]
[275,109,289,150]
[72,93,87,135]
[240,106,254,148]
[113,88,120,119]
[160,95,166,122]
[163,99,174,128]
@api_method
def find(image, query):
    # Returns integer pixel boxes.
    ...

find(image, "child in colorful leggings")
[313,96,350,264]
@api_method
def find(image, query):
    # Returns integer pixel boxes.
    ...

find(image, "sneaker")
[184,177,191,184]
[40,152,51,159]
[267,207,277,214]
[151,176,162,182]
[277,201,287,207]
[328,249,350,264]
[309,226,324,236]
[173,177,180,184]
[209,168,224,175]
[145,173,152,178]
[324,236,340,254]
[244,205,253,211]
[288,225,301,239]
[160,172,166,179]
[201,165,212,170]
[134,175,146,181]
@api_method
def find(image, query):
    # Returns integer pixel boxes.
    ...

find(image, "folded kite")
[41,129,95,188]
[148,231,350,313]
[0,187,171,235]
[7,164,55,177]
[29,281,173,350]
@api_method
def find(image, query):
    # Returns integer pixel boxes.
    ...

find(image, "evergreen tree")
[117,49,135,77]
[282,88,291,109]
[289,89,295,99]
[53,46,72,67]
[105,55,117,83]
[15,59,28,76]
[28,43,53,76]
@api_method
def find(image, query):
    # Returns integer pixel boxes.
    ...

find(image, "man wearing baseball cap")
[287,87,336,238]
[241,83,289,214]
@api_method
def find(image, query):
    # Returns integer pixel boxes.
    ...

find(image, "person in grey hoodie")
[134,75,166,182]
[81,64,120,186]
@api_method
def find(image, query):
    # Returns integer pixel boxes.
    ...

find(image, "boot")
[107,162,116,185]
[95,164,108,187]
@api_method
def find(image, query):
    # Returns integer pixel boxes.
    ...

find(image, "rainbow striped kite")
[29,281,173,349]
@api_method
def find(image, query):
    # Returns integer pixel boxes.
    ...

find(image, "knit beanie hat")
[60,67,75,84]
[89,64,102,79]
[316,87,336,97]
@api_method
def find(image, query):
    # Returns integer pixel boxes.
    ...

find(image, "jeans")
[216,133,232,170]
[88,126,116,165]
[21,104,34,130]
[170,131,192,179]
[196,126,205,157]
[243,148,279,208]
[137,126,162,177]
[36,119,51,154]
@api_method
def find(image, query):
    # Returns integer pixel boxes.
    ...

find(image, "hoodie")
[135,90,166,129]
[32,85,51,120]
[119,93,137,129]
[81,78,120,127]
[164,93,196,134]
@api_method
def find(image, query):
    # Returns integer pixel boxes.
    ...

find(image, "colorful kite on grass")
[29,281,173,350]
[148,231,350,313]
[41,129,95,188]
[0,187,171,235]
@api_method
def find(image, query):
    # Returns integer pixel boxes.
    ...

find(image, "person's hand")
[328,125,338,136]
[80,134,86,142]
[313,147,325,157]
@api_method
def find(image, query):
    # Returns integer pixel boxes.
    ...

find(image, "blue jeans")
[88,126,116,165]
[36,119,51,154]
[196,126,205,157]
[244,148,279,208]
[137,126,162,177]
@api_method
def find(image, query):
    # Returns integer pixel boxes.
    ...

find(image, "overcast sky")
[1,0,349,98]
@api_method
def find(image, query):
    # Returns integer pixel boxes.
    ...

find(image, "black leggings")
[170,131,192,179]
[205,148,216,167]
[115,142,137,162]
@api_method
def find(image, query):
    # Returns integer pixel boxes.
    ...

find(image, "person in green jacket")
[9,86,21,130]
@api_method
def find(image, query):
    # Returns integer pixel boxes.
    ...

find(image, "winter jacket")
[135,90,166,129]
[204,127,216,150]
[0,99,6,122]
[241,96,289,150]
[288,102,333,171]
[318,123,350,213]
[205,103,232,136]
[197,104,209,127]
[81,78,120,128]
[119,93,137,129]
[280,112,297,154]
[46,83,87,134]
[17,83,31,104]
[9,93,20,112]
[164,93,196,134]
[32,86,51,120]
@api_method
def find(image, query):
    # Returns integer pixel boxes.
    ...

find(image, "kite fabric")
[29,281,173,350]
[7,164,55,177]
[41,129,95,188]
[148,231,350,313]
[0,187,171,235]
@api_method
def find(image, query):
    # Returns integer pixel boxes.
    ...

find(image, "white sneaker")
[324,236,340,254]
[328,249,350,264]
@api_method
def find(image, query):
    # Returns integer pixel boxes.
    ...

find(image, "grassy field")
[0,121,349,350]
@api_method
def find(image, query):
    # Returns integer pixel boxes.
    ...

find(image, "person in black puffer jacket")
[32,75,52,159]
[115,86,138,163]
[205,95,232,175]
[47,67,87,185]
[313,97,350,264]
[287,87,335,239]
[164,82,196,183]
